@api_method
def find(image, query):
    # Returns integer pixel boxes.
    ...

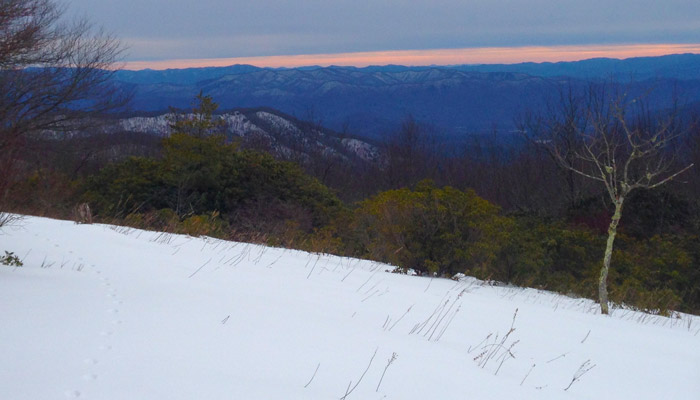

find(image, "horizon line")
[121,43,700,71]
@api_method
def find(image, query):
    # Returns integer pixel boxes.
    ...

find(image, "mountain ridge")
[114,54,700,139]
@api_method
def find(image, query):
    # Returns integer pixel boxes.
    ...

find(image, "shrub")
[1,251,23,267]
[489,217,602,294]
[82,157,167,218]
[611,234,696,314]
[180,212,225,237]
[352,180,509,276]
[82,134,345,239]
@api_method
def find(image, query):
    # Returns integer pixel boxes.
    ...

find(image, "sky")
[64,0,700,69]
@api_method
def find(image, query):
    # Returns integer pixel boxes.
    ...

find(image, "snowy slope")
[1,216,699,400]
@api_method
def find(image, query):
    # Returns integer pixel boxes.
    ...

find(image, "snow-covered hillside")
[110,111,380,163]
[1,216,699,400]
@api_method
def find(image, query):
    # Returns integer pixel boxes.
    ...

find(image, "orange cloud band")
[123,43,700,70]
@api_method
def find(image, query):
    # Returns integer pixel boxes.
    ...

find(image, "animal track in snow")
[82,374,98,381]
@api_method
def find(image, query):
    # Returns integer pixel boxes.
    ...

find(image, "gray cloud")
[65,0,700,61]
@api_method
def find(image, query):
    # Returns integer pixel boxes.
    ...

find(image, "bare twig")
[520,364,536,386]
[188,258,212,278]
[388,305,413,331]
[339,347,378,400]
[581,330,591,344]
[564,360,596,391]
[304,363,321,388]
[546,352,568,364]
[376,353,398,392]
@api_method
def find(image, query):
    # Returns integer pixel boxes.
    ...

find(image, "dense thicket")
[82,133,344,240]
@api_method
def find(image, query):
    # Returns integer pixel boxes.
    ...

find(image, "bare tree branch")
[0,0,129,208]
[522,83,694,314]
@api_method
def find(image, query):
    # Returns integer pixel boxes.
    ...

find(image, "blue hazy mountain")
[454,53,700,80]
[115,54,700,139]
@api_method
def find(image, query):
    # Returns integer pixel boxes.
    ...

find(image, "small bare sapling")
[564,359,596,391]
[376,352,398,392]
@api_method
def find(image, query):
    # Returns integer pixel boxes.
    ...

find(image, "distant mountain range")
[114,54,700,140]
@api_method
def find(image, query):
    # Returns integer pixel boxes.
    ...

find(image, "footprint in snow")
[64,390,81,398]
[82,374,98,381]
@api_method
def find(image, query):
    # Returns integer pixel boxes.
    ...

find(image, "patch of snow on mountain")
[118,114,174,135]
[255,111,303,136]
[342,138,380,161]
[220,112,264,137]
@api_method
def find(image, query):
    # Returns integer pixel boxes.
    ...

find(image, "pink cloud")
[123,43,700,70]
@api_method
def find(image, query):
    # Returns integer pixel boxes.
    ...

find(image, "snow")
[116,113,264,138]
[1,216,699,400]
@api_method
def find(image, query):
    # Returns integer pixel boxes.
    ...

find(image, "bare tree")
[0,0,127,220]
[383,115,436,189]
[521,87,592,209]
[528,85,694,314]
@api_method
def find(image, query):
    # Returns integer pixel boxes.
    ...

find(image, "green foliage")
[82,94,343,234]
[483,215,700,314]
[168,91,225,138]
[82,157,166,217]
[82,134,344,238]
[180,212,226,237]
[1,251,23,267]
[159,133,231,215]
[122,208,180,231]
[487,217,602,294]
[351,181,509,276]
[611,234,695,314]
